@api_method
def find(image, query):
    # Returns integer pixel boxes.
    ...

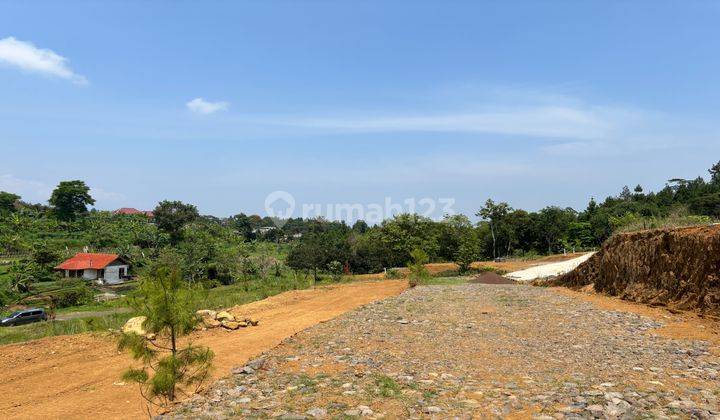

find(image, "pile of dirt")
[552,225,720,316]
[471,272,516,284]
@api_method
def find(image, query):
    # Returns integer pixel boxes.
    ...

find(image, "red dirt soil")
[470,272,517,284]
[0,280,407,420]
[553,225,720,317]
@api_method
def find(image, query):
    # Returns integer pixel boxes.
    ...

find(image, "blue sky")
[1,1,719,219]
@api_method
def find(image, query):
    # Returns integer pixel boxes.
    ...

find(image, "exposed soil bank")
[552,225,720,316]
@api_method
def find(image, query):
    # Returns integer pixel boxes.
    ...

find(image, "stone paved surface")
[169,284,720,419]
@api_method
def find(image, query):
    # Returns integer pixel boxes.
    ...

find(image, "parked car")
[0,308,48,326]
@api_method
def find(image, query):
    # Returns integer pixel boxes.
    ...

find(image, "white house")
[55,253,130,285]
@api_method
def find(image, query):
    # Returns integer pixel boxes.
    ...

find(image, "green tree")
[48,180,95,221]
[31,241,59,268]
[454,232,479,273]
[118,257,213,410]
[476,199,512,260]
[0,191,20,214]
[352,220,369,233]
[153,200,199,244]
[709,160,720,185]
[535,206,577,253]
[406,248,430,287]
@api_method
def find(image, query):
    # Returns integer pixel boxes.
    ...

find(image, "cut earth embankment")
[552,225,720,317]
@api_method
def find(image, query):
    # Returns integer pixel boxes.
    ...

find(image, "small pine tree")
[407,248,430,287]
[118,256,213,412]
[454,235,478,274]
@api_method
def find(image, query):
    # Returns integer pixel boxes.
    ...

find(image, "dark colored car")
[0,308,48,327]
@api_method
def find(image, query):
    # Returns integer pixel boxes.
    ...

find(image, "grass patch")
[295,374,318,394]
[373,374,402,398]
[420,276,470,286]
[494,293,529,307]
[0,312,131,345]
[203,275,314,309]
[423,390,437,399]
[614,213,716,233]
[0,273,344,345]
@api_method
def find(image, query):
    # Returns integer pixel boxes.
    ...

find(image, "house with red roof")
[113,207,154,218]
[54,253,130,284]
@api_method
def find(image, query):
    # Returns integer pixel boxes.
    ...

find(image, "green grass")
[203,274,315,309]
[294,374,318,394]
[494,293,529,307]
[373,374,402,398]
[54,300,126,314]
[0,273,334,345]
[0,312,131,345]
[614,213,716,233]
[420,276,471,286]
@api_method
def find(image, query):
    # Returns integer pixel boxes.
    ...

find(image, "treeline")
[285,161,720,275]
[1,161,719,296]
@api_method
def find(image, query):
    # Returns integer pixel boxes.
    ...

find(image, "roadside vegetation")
[0,161,719,344]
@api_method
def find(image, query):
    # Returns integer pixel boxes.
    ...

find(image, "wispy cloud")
[186,98,230,115]
[90,187,126,202]
[0,174,125,206]
[0,174,52,202]
[279,106,611,139]
[0,37,87,85]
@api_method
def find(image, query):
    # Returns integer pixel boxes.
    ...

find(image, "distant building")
[113,207,154,218]
[54,253,130,285]
[252,226,277,234]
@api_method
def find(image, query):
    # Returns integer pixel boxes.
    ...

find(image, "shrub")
[384,268,403,279]
[52,284,94,308]
[327,260,343,282]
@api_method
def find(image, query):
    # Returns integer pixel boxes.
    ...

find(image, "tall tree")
[709,160,720,185]
[153,200,199,244]
[476,199,512,260]
[48,180,95,221]
[0,191,20,214]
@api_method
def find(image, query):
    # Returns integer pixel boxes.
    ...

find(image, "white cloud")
[186,98,230,115]
[0,174,125,206]
[282,106,611,139]
[90,187,126,202]
[0,174,52,202]
[0,37,87,85]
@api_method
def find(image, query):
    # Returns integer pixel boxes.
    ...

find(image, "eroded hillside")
[553,225,720,316]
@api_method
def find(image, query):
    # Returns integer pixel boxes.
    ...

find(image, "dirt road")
[0,280,407,419]
[176,283,720,418]
[352,253,587,281]
[505,252,595,282]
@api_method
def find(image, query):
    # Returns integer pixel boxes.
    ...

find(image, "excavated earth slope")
[553,225,720,317]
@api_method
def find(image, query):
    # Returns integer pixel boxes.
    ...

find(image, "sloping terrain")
[552,225,720,316]
[169,283,720,419]
[0,280,407,419]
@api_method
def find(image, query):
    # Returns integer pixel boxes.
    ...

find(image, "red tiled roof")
[55,253,121,270]
[114,207,153,217]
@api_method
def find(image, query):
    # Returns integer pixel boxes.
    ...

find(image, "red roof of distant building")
[114,208,153,217]
[55,253,122,270]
